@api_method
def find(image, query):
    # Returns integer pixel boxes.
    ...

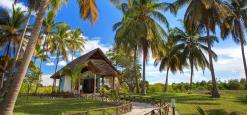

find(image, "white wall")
[63,75,72,92]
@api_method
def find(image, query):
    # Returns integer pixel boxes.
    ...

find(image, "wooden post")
[94,74,96,94]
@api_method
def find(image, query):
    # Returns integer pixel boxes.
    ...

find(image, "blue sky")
[0,0,246,85]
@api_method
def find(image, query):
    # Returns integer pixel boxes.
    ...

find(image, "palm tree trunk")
[0,41,11,89]
[134,50,139,93]
[141,52,146,95]
[12,11,32,74]
[129,68,134,92]
[189,58,193,92]
[52,51,59,93]
[0,0,49,114]
[164,67,169,92]
[238,20,247,82]
[206,28,220,98]
[34,36,48,95]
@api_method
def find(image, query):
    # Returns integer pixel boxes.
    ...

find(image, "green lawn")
[13,96,112,115]
[128,90,247,115]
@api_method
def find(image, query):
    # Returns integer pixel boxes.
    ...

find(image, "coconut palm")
[0,7,26,89]
[221,0,247,82]
[172,27,218,91]
[68,28,85,60]
[49,23,71,92]
[174,0,231,98]
[154,29,184,92]
[13,0,41,74]
[0,0,120,114]
[114,0,171,95]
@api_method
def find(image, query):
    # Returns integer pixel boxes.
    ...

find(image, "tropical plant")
[154,29,184,92]
[196,106,211,115]
[171,27,218,91]
[12,0,41,75]
[173,0,231,98]
[107,49,141,92]
[49,23,71,92]
[61,64,87,94]
[68,28,85,60]
[0,0,119,114]
[113,0,171,95]
[0,7,26,89]
[221,0,247,82]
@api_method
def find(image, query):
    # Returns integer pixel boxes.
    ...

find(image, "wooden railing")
[61,102,132,115]
[144,104,169,115]
[61,94,133,115]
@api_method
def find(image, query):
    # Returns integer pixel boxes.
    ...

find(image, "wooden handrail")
[61,95,133,115]
[144,104,169,115]
[62,102,133,115]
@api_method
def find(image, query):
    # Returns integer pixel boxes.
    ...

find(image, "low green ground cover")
[125,90,247,115]
[13,96,112,115]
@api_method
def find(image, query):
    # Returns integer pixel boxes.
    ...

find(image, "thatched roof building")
[50,48,119,79]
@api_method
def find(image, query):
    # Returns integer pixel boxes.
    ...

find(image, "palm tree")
[174,0,231,98]
[172,27,218,91]
[49,23,71,92]
[0,7,26,89]
[68,28,85,60]
[221,0,247,82]
[0,0,120,114]
[61,64,89,94]
[154,29,184,92]
[32,40,49,94]
[12,0,41,74]
[114,0,171,95]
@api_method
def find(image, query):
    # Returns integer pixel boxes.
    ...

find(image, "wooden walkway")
[123,102,179,115]
[123,102,157,115]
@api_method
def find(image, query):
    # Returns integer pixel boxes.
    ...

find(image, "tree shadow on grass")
[178,101,220,105]
[234,97,247,104]
[207,109,246,115]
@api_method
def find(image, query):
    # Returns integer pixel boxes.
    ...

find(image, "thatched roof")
[50,48,119,78]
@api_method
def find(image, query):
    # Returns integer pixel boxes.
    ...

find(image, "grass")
[128,90,247,115]
[13,96,112,115]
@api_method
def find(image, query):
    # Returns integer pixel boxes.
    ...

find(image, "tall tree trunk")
[52,51,59,93]
[141,52,146,95]
[134,50,139,93]
[0,41,11,89]
[0,0,49,114]
[12,11,32,75]
[164,67,169,92]
[189,58,193,91]
[129,68,134,92]
[238,20,247,82]
[34,36,47,95]
[206,28,220,98]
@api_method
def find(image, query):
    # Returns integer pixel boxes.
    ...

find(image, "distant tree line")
[147,79,247,93]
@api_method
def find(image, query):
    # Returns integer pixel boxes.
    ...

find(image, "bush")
[227,80,243,90]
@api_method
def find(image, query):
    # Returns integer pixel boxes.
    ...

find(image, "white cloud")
[41,74,59,86]
[0,0,28,13]
[45,61,55,66]
[58,60,67,66]
[145,46,246,84]
[82,37,112,54]
[41,74,53,86]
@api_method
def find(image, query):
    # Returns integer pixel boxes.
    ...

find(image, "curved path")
[123,102,179,115]
[123,102,158,115]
